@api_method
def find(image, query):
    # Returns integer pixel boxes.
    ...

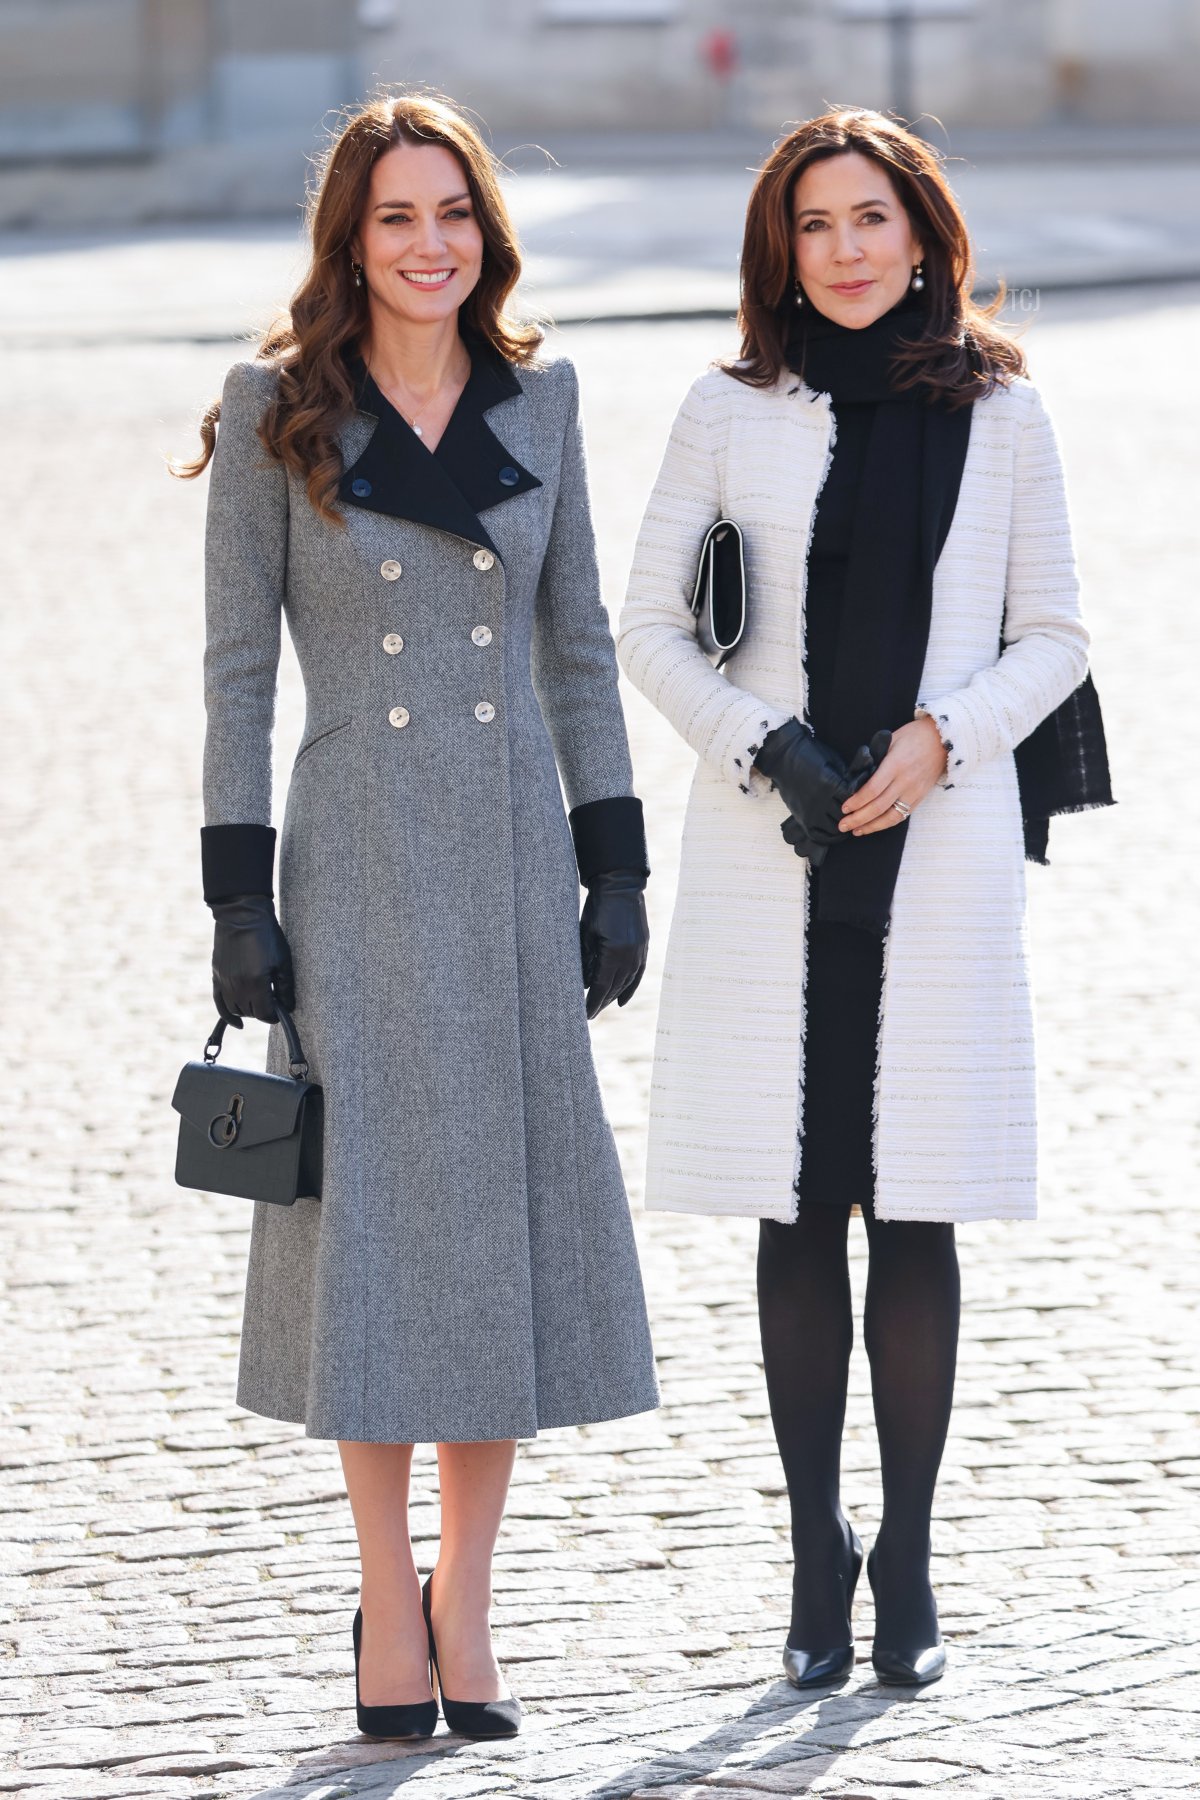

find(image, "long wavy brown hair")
[171,89,543,523]
[725,107,1026,406]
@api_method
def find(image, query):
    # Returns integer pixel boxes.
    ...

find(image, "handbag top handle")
[203,1003,309,1082]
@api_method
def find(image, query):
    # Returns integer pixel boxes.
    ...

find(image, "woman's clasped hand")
[837,714,949,837]
[756,714,950,860]
[756,721,892,863]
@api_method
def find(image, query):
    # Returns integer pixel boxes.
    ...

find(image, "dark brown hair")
[725,106,1026,405]
[171,89,543,523]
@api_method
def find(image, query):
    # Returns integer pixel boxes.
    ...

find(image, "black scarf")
[788,292,1113,937]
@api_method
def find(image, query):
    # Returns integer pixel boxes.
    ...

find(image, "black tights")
[757,1193,960,1653]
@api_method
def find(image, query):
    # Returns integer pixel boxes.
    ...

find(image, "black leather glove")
[754,719,859,842]
[779,812,833,864]
[765,727,893,865]
[211,894,295,1028]
[579,870,649,1019]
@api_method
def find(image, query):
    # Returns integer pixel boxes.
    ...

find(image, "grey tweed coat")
[202,339,659,1444]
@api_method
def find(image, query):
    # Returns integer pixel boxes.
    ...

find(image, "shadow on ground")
[240,1667,930,1799]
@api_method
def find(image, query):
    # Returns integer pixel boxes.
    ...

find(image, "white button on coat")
[472,549,495,571]
[471,625,493,647]
[380,560,403,580]
[388,706,410,729]
[383,633,404,655]
[474,701,496,723]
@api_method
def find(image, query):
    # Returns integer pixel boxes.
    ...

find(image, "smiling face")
[351,140,485,327]
[791,150,924,328]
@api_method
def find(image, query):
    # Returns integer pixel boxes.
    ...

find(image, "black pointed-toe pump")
[352,1605,439,1740]
[866,1545,947,1685]
[782,1524,864,1690]
[421,1574,522,1739]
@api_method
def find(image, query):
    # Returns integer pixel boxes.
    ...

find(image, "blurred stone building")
[0,0,359,224]
[2,0,1198,226]
[362,0,1200,137]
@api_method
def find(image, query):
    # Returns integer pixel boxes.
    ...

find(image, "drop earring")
[351,260,364,289]
[793,279,805,308]
[910,260,925,292]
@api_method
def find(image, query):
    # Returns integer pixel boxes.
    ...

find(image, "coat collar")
[338,333,542,556]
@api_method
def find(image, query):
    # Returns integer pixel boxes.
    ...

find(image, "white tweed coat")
[617,362,1091,1225]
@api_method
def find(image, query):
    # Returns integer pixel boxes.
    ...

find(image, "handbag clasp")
[208,1092,244,1148]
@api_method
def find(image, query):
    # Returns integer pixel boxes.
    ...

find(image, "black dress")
[795,398,885,1209]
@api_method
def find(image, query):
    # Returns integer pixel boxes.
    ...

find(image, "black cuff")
[201,824,276,905]
[569,796,649,887]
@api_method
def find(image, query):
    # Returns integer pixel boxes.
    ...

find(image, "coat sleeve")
[616,372,793,800]
[199,359,288,901]
[531,359,647,875]
[916,381,1090,788]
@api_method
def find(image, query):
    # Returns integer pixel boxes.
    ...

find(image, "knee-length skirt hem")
[233,1378,663,1446]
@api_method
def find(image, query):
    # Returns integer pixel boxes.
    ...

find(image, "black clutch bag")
[171,1006,323,1205]
[690,517,746,668]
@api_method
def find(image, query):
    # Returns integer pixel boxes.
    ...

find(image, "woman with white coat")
[618,108,1111,1689]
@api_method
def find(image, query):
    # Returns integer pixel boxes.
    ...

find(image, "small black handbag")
[690,517,747,668]
[172,1006,323,1205]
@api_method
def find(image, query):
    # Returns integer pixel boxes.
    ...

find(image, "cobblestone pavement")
[2,282,1199,1800]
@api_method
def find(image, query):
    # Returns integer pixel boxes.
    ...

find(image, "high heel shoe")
[352,1605,438,1740]
[421,1573,522,1739]
[782,1523,863,1689]
[866,1545,946,1685]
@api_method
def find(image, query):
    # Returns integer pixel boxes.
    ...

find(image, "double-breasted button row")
[388,702,495,726]
[378,549,494,575]
[388,701,494,726]
[380,549,494,725]
[379,551,494,576]
[383,627,489,656]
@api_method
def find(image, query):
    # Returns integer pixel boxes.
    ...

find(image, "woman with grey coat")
[174,91,659,1741]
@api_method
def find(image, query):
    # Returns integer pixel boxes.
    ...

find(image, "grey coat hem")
[234,1375,663,1445]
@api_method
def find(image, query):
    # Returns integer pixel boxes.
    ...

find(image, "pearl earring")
[793,279,805,308]
[351,260,364,289]
[910,261,925,292]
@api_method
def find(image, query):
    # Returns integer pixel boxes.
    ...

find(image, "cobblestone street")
[2,279,1198,1799]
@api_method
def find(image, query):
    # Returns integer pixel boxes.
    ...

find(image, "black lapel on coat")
[338,337,542,557]
[437,344,543,516]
